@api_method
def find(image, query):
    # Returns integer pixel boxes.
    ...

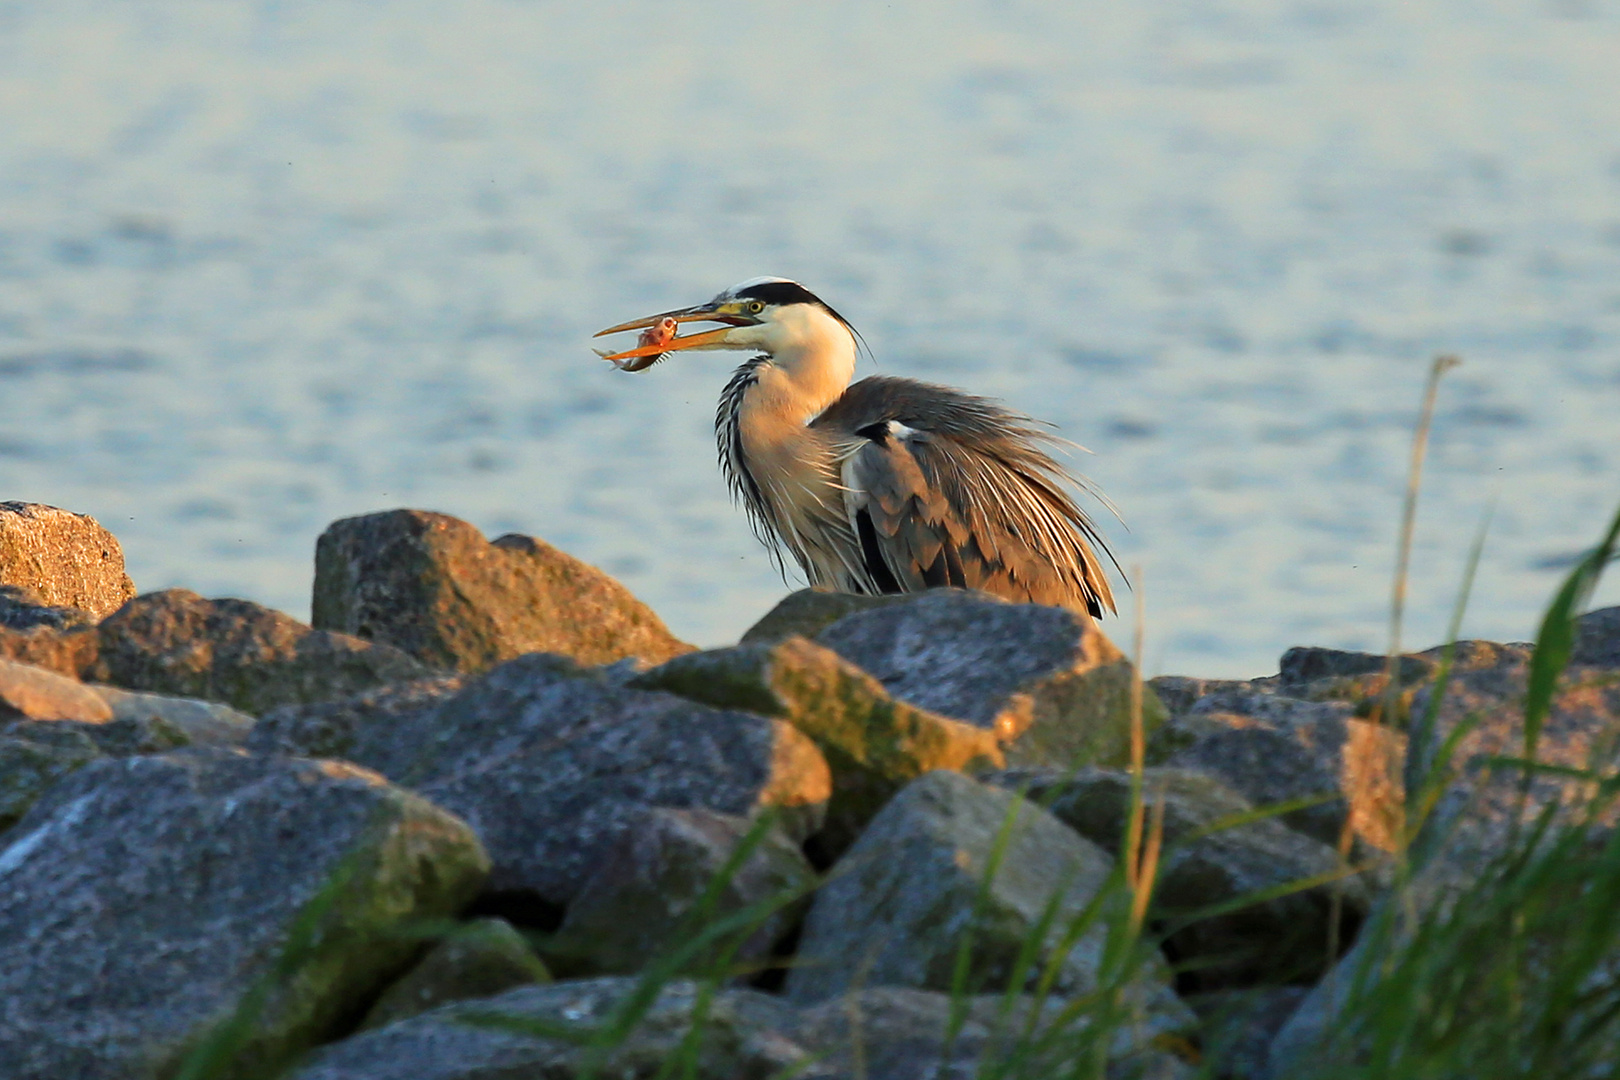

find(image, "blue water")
[1,0,1617,678]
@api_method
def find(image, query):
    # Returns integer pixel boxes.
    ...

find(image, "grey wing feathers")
[814,376,1119,618]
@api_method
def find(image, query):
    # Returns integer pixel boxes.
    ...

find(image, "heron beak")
[592,302,754,363]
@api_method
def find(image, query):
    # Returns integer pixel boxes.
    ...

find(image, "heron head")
[594,277,856,367]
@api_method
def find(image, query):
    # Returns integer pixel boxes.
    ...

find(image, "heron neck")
[753,336,857,425]
[730,337,854,512]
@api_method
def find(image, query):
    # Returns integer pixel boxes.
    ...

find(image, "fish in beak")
[592,300,758,371]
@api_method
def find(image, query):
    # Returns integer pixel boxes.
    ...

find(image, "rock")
[1159,691,1405,855]
[1261,937,1370,1079]
[0,725,102,832]
[740,588,913,645]
[277,652,830,912]
[631,636,1002,852]
[246,676,466,762]
[786,771,1191,1039]
[1,682,253,772]
[311,509,693,673]
[1274,646,1453,730]
[1187,987,1308,1080]
[1406,639,1620,900]
[1572,605,1620,668]
[989,767,1370,988]
[6,714,189,759]
[0,657,113,722]
[544,807,815,978]
[412,656,829,909]
[360,918,551,1030]
[0,583,95,631]
[992,765,1256,848]
[0,676,247,832]
[782,986,1193,1080]
[287,978,808,1080]
[301,977,1191,1080]
[1268,640,1620,1076]
[815,589,1165,769]
[87,684,256,744]
[91,589,432,714]
[1147,676,1261,722]
[0,622,99,679]
[0,749,490,1080]
[1277,647,1435,689]
[0,502,135,620]
[0,586,100,680]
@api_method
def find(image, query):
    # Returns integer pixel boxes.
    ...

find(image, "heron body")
[595,278,1118,619]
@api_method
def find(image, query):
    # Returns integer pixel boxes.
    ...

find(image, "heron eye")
[747,301,765,315]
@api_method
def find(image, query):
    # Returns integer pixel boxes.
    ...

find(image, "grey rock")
[1157,646,1436,719]
[1188,987,1308,1080]
[787,771,1192,1038]
[1278,647,1434,689]
[0,621,99,679]
[6,714,188,759]
[0,502,135,620]
[740,588,913,645]
[0,583,94,631]
[989,767,1370,988]
[1406,640,1620,901]
[1268,640,1620,1075]
[544,807,815,978]
[301,977,1192,1080]
[360,918,551,1030]
[312,509,693,673]
[88,683,256,745]
[413,657,829,907]
[1262,938,1369,1080]
[1,685,252,773]
[631,636,1002,854]
[1147,675,1264,721]
[816,589,1165,769]
[0,749,490,1080]
[1572,605,1620,668]
[991,765,1256,846]
[0,725,102,832]
[288,978,808,1080]
[784,986,1194,1080]
[247,676,467,761]
[90,588,432,714]
[284,652,831,909]
[0,584,100,679]
[1153,824,1365,991]
[1162,692,1405,855]
[0,657,113,721]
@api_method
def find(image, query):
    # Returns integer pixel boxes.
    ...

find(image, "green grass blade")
[1523,501,1620,767]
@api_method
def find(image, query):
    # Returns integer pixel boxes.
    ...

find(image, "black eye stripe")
[732,280,823,307]
[731,280,854,330]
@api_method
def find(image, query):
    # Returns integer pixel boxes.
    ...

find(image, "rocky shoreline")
[2,500,1617,1080]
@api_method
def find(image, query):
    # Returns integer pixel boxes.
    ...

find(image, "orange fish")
[599,315,678,372]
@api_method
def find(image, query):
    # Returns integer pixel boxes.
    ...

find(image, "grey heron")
[594,277,1119,619]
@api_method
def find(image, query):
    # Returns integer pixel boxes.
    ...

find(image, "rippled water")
[2,0,1617,677]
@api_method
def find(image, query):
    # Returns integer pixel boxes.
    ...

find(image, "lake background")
[2,0,1617,678]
